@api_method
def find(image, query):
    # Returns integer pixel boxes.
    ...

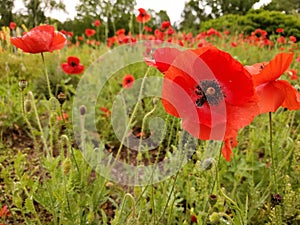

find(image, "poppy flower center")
[70,61,77,67]
[194,80,224,107]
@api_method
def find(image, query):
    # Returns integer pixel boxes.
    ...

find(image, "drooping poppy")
[122,74,135,88]
[61,56,85,75]
[136,8,151,23]
[150,47,259,161]
[245,52,300,113]
[10,25,66,54]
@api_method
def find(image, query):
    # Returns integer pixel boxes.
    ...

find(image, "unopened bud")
[19,80,28,90]
[209,194,218,206]
[80,105,87,116]
[152,97,159,105]
[201,158,214,170]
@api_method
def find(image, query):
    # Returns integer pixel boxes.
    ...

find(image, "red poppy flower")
[276,28,284,33]
[161,21,171,30]
[10,25,66,54]
[136,8,151,23]
[94,19,101,27]
[122,74,135,88]
[144,26,152,32]
[150,47,258,161]
[61,56,84,74]
[9,22,16,30]
[100,107,111,118]
[245,52,300,113]
[85,28,96,38]
[289,36,297,43]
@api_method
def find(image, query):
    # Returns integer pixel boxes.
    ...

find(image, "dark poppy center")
[126,78,132,84]
[194,80,224,107]
[70,61,77,67]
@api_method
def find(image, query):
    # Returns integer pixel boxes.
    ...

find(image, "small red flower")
[100,107,111,117]
[144,26,152,32]
[289,35,297,43]
[57,113,69,122]
[245,52,300,113]
[277,36,286,44]
[10,25,66,54]
[85,28,96,38]
[9,22,16,30]
[94,19,101,27]
[122,74,135,88]
[136,8,151,23]
[0,205,11,218]
[161,21,171,30]
[276,28,284,33]
[61,56,85,74]
[150,47,258,161]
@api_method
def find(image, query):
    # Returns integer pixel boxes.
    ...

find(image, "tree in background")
[0,0,14,27]
[264,0,300,14]
[180,0,210,32]
[180,0,260,32]
[22,0,66,27]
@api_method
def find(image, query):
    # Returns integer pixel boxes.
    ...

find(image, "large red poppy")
[245,52,300,114]
[150,47,259,161]
[61,56,84,75]
[136,8,151,23]
[10,25,66,54]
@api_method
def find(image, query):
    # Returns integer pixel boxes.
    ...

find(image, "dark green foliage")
[0,0,14,27]
[200,9,300,40]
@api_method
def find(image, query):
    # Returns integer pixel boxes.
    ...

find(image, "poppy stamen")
[194,80,224,107]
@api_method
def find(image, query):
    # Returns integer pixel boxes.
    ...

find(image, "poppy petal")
[152,47,182,73]
[222,137,238,162]
[273,80,300,110]
[256,82,285,113]
[50,31,66,52]
[252,52,294,86]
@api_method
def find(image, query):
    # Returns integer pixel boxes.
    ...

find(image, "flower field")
[0,7,300,225]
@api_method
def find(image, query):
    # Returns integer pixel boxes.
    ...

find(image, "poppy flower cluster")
[61,56,85,75]
[10,25,66,54]
[147,46,300,161]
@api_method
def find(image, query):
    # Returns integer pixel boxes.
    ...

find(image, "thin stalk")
[114,67,151,162]
[20,89,38,149]
[269,112,278,193]
[41,52,52,98]
[28,92,49,155]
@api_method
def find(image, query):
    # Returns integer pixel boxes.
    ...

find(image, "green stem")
[114,67,151,162]
[41,52,52,98]
[28,91,49,155]
[269,112,278,193]
[20,90,38,149]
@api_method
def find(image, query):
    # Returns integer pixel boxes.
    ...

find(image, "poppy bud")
[201,158,214,170]
[57,92,66,105]
[271,194,282,207]
[209,194,218,206]
[19,80,28,90]
[80,105,87,116]
[152,97,159,105]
